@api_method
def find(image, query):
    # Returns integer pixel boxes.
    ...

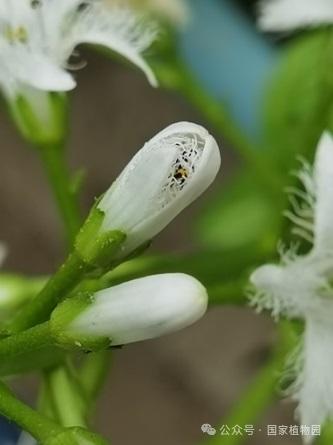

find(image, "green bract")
[75,205,126,268]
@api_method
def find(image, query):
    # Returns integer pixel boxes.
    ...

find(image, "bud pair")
[4,122,220,334]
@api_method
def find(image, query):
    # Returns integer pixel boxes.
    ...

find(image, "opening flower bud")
[51,273,208,350]
[76,122,221,264]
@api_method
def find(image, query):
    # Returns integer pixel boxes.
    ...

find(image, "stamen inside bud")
[94,122,220,257]
[153,132,206,209]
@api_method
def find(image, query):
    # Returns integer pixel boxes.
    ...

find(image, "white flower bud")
[97,122,221,257]
[53,273,208,348]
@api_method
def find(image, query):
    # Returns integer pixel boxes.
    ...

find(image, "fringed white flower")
[258,0,333,32]
[0,0,157,98]
[250,132,333,443]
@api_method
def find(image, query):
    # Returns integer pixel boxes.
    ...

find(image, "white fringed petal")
[98,121,221,256]
[69,273,208,345]
[250,255,325,320]
[0,0,157,96]
[312,132,333,255]
[12,51,76,92]
[294,312,333,443]
[68,3,157,86]
[258,0,333,32]
[250,132,333,438]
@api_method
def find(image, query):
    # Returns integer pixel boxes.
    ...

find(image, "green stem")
[198,323,295,445]
[80,351,113,410]
[0,380,61,442]
[39,143,81,247]
[5,251,91,334]
[0,322,52,357]
[0,322,66,376]
[45,365,87,428]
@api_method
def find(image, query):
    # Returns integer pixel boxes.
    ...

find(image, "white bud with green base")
[76,121,221,262]
[51,273,208,351]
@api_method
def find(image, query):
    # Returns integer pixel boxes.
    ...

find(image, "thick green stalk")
[45,366,87,428]
[0,322,51,359]
[5,251,91,334]
[39,143,81,247]
[0,322,63,377]
[80,351,113,409]
[0,380,61,442]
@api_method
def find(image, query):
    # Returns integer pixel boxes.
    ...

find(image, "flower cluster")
[0,3,222,444]
[0,0,157,144]
[0,0,157,97]
[58,122,219,347]
[250,132,333,442]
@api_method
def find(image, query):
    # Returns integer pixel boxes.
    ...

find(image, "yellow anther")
[5,25,28,44]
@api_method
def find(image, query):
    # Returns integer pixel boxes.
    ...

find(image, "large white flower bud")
[97,122,221,257]
[51,273,208,349]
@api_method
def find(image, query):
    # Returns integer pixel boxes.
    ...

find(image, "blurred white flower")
[55,273,208,346]
[97,121,221,257]
[0,0,157,99]
[258,0,333,32]
[250,132,333,442]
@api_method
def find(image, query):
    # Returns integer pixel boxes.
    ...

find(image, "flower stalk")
[0,380,61,443]
[4,251,92,334]
[39,142,82,247]
[0,380,108,444]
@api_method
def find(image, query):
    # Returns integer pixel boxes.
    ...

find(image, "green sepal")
[44,427,108,445]
[50,292,110,352]
[75,205,126,269]
[8,92,68,146]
